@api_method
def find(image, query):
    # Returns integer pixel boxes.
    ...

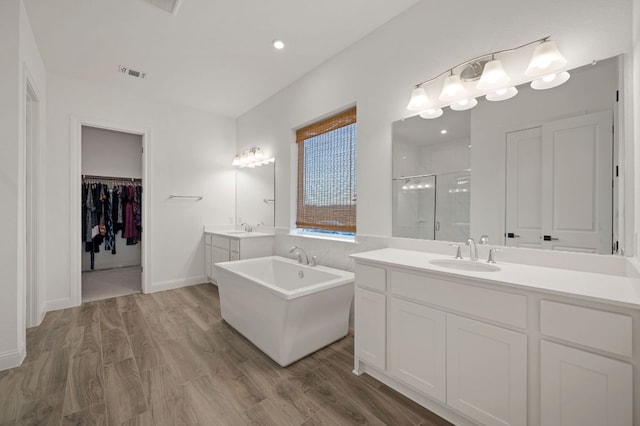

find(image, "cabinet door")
[446,314,527,426]
[212,246,230,264]
[205,244,212,280]
[389,298,446,402]
[355,287,386,371]
[540,340,632,426]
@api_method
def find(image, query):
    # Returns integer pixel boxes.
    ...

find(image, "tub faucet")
[465,237,478,261]
[289,246,309,265]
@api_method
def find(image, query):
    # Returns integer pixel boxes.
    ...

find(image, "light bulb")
[439,74,467,102]
[525,40,567,77]
[450,97,478,111]
[273,40,285,50]
[476,59,510,91]
[486,86,518,101]
[531,71,570,90]
[419,108,444,119]
[407,87,430,111]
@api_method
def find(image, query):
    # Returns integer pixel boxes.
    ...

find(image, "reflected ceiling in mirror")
[392,56,623,255]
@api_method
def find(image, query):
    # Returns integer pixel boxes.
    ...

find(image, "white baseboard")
[149,275,207,293]
[45,297,77,312]
[0,347,26,371]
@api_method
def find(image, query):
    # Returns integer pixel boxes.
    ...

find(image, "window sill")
[289,229,356,243]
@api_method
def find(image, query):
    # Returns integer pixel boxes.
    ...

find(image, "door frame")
[69,116,151,306]
[24,66,45,327]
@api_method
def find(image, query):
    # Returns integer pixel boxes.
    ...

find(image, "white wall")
[237,0,632,268]
[82,126,142,178]
[0,0,47,370]
[634,0,640,258]
[81,126,143,271]
[45,72,236,308]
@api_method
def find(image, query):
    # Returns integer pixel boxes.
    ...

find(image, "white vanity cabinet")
[539,301,633,426]
[389,298,446,402]
[446,313,527,426]
[354,263,387,370]
[351,248,638,426]
[204,232,273,283]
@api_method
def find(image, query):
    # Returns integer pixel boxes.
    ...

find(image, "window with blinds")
[296,107,357,234]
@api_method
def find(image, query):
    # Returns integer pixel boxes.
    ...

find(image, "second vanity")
[351,248,640,426]
[204,229,273,283]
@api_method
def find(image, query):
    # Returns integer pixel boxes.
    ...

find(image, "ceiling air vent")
[119,65,148,80]
[144,0,183,16]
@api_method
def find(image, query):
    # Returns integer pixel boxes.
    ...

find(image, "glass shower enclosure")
[392,170,470,241]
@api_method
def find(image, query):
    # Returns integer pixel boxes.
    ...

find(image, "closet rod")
[82,174,142,183]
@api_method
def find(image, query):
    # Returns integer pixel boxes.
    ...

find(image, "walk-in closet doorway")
[70,117,150,305]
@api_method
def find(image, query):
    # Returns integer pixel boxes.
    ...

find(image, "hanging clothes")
[81,178,142,270]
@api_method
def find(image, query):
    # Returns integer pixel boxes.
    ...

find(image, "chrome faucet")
[289,246,310,265]
[465,237,478,261]
[479,235,489,245]
[240,222,252,232]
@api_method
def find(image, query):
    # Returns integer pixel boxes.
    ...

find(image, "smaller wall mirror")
[236,163,275,228]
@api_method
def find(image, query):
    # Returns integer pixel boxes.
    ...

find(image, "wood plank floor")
[0,284,452,425]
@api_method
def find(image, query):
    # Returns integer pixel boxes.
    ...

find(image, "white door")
[505,127,543,249]
[354,287,386,371]
[506,111,613,253]
[446,314,527,426]
[540,340,632,426]
[389,298,446,402]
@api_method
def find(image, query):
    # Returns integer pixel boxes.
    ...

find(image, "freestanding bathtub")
[214,256,354,367]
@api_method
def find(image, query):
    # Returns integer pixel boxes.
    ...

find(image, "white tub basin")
[429,258,501,272]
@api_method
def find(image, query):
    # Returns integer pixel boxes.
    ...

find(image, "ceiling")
[23,0,420,118]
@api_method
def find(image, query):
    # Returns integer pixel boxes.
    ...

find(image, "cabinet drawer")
[211,235,230,249]
[540,301,632,357]
[229,239,240,252]
[204,233,212,245]
[390,270,527,328]
[355,263,386,292]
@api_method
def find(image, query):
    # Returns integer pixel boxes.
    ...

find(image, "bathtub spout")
[288,246,309,265]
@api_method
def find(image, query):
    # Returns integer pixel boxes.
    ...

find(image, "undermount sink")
[429,258,501,272]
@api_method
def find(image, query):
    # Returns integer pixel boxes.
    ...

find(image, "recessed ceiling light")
[440,129,447,134]
[273,40,285,50]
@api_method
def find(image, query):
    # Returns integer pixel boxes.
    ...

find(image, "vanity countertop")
[204,228,274,239]
[351,248,640,309]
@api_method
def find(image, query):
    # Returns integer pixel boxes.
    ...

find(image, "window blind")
[296,107,357,233]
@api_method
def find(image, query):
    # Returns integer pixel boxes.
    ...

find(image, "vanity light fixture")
[232,147,275,168]
[406,36,570,120]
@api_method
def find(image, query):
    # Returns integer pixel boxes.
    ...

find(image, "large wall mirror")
[236,163,275,228]
[392,55,622,255]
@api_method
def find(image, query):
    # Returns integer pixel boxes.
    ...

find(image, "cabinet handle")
[506,232,520,238]
[542,235,559,241]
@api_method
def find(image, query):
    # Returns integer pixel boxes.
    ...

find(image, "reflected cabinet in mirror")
[236,163,275,228]
[392,56,621,255]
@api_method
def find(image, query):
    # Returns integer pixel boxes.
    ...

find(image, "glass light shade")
[439,74,467,102]
[253,148,264,160]
[525,40,567,77]
[486,86,518,101]
[407,87,430,111]
[531,71,570,90]
[476,59,510,90]
[231,156,241,166]
[450,97,478,111]
[419,108,444,119]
